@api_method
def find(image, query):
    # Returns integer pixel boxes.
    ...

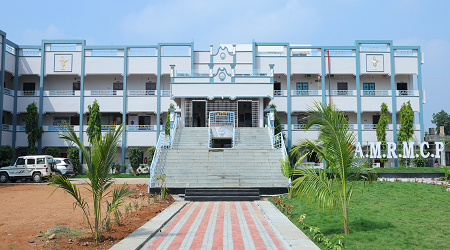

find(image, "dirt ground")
[0,182,174,250]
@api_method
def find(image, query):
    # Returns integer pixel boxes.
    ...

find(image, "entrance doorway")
[192,101,206,127]
[238,101,252,127]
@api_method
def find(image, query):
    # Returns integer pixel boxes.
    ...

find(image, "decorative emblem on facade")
[366,54,383,72]
[220,52,226,60]
[218,127,225,136]
[372,56,379,67]
[59,56,68,70]
[219,72,226,81]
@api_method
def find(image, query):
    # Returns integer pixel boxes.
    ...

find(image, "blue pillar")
[156,45,161,137]
[12,43,19,154]
[0,34,6,145]
[37,42,45,154]
[389,42,398,167]
[286,45,292,149]
[122,47,128,165]
[417,48,424,139]
[321,48,326,105]
[79,42,86,165]
[231,64,235,83]
[355,44,362,143]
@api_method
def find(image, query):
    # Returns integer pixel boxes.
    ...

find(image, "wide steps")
[185,188,260,201]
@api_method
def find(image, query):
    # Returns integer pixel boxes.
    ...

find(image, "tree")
[165,103,175,135]
[46,147,60,158]
[67,147,81,174]
[290,102,368,235]
[270,104,282,135]
[397,101,415,166]
[50,123,132,243]
[128,147,143,176]
[431,110,450,136]
[87,99,102,143]
[376,103,389,166]
[25,102,44,155]
[0,146,14,167]
[147,147,156,165]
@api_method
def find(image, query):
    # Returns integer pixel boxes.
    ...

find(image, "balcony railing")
[129,90,156,96]
[101,125,119,131]
[176,69,209,77]
[90,90,118,96]
[234,69,269,76]
[126,125,157,131]
[257,51,285,56]
[274,90,287,96]
[161,90,170,96]
[293,124,320,130]
[46,125,76,131]
[17,126,25,131]
[3,88,13,96]
[328,90,356,96]
[396,90,419,96]
[2,124,12,131]
[362,90,391,96]
[292,90,320,96]
[397,124,420,130]
[363,124,394,130]
[19,91,39,96]
[48,90,76,96]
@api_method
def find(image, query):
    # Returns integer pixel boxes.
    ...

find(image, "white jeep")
[0,155,57,183]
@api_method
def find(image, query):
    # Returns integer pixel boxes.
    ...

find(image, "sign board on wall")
[366,54,384,72]
[210,126,233,138]
[54,54,73,72]
[129,114,138,125]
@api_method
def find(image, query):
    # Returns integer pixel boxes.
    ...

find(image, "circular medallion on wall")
[220,52,226,60]
[219,72,226,81]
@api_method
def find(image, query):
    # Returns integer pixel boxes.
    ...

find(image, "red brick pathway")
[146,202,286,250]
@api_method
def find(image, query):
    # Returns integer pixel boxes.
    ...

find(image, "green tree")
[147,147,156,165]
[46,147,60,158]
[67,147,81,173]
[397,101,415,166]
[25,102,44,155]
[165,103,175,135]
[50,123,132,243]
[431,110,450,135]
[270,104,282,135]
[290,102,368,235]
[128,147,143,176]
[0,145,14,167]
[87,99,102,143]
[376,103,389,166]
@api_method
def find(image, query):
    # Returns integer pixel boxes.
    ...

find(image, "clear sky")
[1,0,449,132]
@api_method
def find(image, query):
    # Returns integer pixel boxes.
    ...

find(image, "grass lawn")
[271,181,450,249]
[72,173,150,178]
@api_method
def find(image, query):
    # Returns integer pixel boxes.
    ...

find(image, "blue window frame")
[363,83,375,96]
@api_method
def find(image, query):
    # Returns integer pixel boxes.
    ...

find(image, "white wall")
[5,52,16,75]
[360,52,391,74]
[44,51,82,76]
[84,97,123,113]
[290,57,321,74]
[236,52,252,64]
[84,75,122,90]
[127,57,157,74]
[17,97,39,113]
[160,57,191,74]
[127,74,156,90]
[85,57,124,75]
[43,96,80,113]
[44,75,78,90]
[126,131,157,146]
[18,57,41,76]
[193,52,209,64]
[172,83,273,99]
[257,57,287,74]
[395,57,418,75]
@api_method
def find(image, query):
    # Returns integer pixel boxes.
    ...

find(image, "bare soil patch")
[0,183,174,249]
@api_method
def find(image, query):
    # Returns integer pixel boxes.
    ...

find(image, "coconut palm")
[290,102,367,235]
[49,123,133,243]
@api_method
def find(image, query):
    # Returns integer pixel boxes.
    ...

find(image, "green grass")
[41,225,83,239]
[72,173,150,178]
[271,181,450,249]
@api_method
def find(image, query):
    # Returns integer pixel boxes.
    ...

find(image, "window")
[23,82,35,91]
[16,158,25,165]
[113,82,123,91]
[363,83,375,96]
[73,82,80,91]
[37,158,45,164]
[27,159,36,165]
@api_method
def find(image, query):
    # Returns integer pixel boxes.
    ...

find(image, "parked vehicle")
[54,158,75,176]
[0,155,56,183]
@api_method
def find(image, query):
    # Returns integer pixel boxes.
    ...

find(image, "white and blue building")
[0,29,425,166]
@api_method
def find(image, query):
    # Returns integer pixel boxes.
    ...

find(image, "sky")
[1,0,449,131]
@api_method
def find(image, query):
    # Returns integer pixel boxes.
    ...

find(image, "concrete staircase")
[152,127,287,189]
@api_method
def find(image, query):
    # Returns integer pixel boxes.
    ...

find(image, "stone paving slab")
[142,201,295,250]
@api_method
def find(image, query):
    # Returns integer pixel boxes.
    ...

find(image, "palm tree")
[49,123,133,243]
[290,102,367,235]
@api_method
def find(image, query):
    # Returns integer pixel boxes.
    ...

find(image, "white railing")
[299,163,324,169]
[148,132,172,191]
[101,125,119,131]
[176,69,210,77]
[126,125,157,131]
[48,90,76,96]
[234,69,269,76]
[162,90,170,96]
[397,90,419,96]
[3,88,13,96]
[209,111,235,148]
[46,125,75,131]
[363,124,377,130]
[128,90,156,96]
[2,124,12,131]
[397,124,420,130]
[274,90,287,96]
[292,90,320,96]
[362,90,391,96]
[90,90,119,96]
[328,90,356,96]
[17,126,25,131]
[267,114,288,161]
[292,124,320,130]
[19,91,39,96]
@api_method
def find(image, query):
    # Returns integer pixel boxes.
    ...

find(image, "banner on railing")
[210,126,233,138]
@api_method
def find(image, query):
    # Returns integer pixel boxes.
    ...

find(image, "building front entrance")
[192,101,206,127]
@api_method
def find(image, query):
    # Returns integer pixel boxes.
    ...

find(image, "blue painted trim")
[85,46,126,50]
[233,45,236,65]
[287,44,291,149]
[254,42,289,46]
[122,47,128,165]
[231,65,235,83]
[0,30,6,36]
[12,44,19,152]
[5,39,19,48]
[18,45,41,49]
[156,45,161,136]
[252,39,255,70]
[79,42,86,151]
[171,82,273,85]
[212,67,232,77]
[388,42,398,167]
[393,46,420,50]
[38,41,45,153]
[0,34,5,145]
[191,39,194,75]
[417,47,424,139]
[355,40,393,44]
[212,46,233,57]
[320,48,326,104]
[42,39,85,44]
[354,43,362,143]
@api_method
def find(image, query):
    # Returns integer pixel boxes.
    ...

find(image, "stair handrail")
[267,114,288,161]
[148,115,178,192]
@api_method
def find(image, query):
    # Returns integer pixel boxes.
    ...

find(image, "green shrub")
[128,147,143,176]
[67,147,81,174]
[46,147,60,158]
[0,145,14,167]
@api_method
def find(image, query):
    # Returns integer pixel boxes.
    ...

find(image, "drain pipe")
[327,50,331,105]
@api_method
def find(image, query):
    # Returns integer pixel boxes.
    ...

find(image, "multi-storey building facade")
[0,29,424,165]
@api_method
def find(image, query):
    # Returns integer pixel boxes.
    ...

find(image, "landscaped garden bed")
[270,181,450,249]
[0,183,173,249]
